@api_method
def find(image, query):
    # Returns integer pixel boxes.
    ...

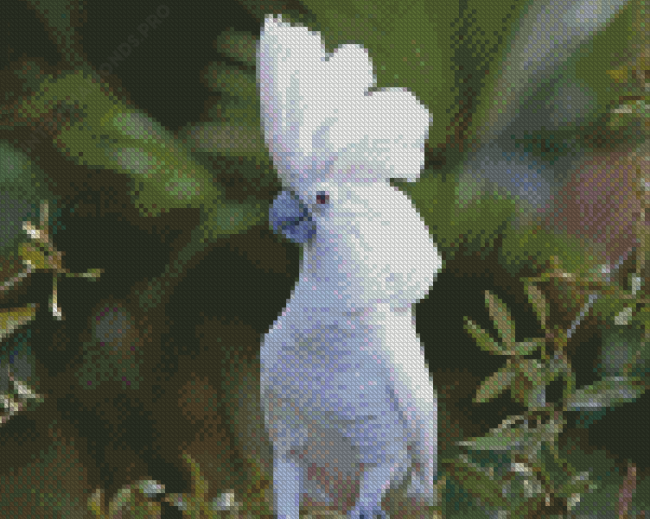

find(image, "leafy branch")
[456,255,649,515]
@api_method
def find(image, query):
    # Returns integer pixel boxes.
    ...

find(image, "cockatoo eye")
[316,191,329,205]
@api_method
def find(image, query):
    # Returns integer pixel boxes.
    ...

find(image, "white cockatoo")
[259,14,442,518]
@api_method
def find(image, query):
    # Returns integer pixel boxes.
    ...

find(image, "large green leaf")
[11,68,264,237]
[469,0,634,148]
[200,198,265,241]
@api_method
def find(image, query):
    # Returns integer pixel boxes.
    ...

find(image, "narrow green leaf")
[457,424,528,452]
[509,339,543,357]
[523,280,549,329]
[457,413,562,455]
[474,364,516,404]
[485,290,515,345]
[511,358,555,409]
[183,453,208,501]
[463,318,502,355]
[565,376,647,411]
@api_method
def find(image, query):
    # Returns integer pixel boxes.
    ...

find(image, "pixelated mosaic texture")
[0,0,648,517]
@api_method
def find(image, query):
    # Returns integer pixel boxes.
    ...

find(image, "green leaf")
[203,61,258,103]
[215,28,258,67]
[200,198,265,240]
[108,109,169,144]
[10,61,52,99]
[474,364,516,404]
[554,472,597,501]
[511,358,553,409]
[445,457,511,509]
[631,304,650,335]
[469,0,633,149]
[565,376,647,411]
[457,423,528,452]
[463,318,502,355]
[599,326,650,378]
[178,121,267,159]
[457,413,563,456]
[0,141,52,256]
[0,140,50,198]
[509,339,544,357]
[208,95,261,125]
[485,291,515,345]
[523,279,550,329]
[15,69,259,227]
[590,288,634,325]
